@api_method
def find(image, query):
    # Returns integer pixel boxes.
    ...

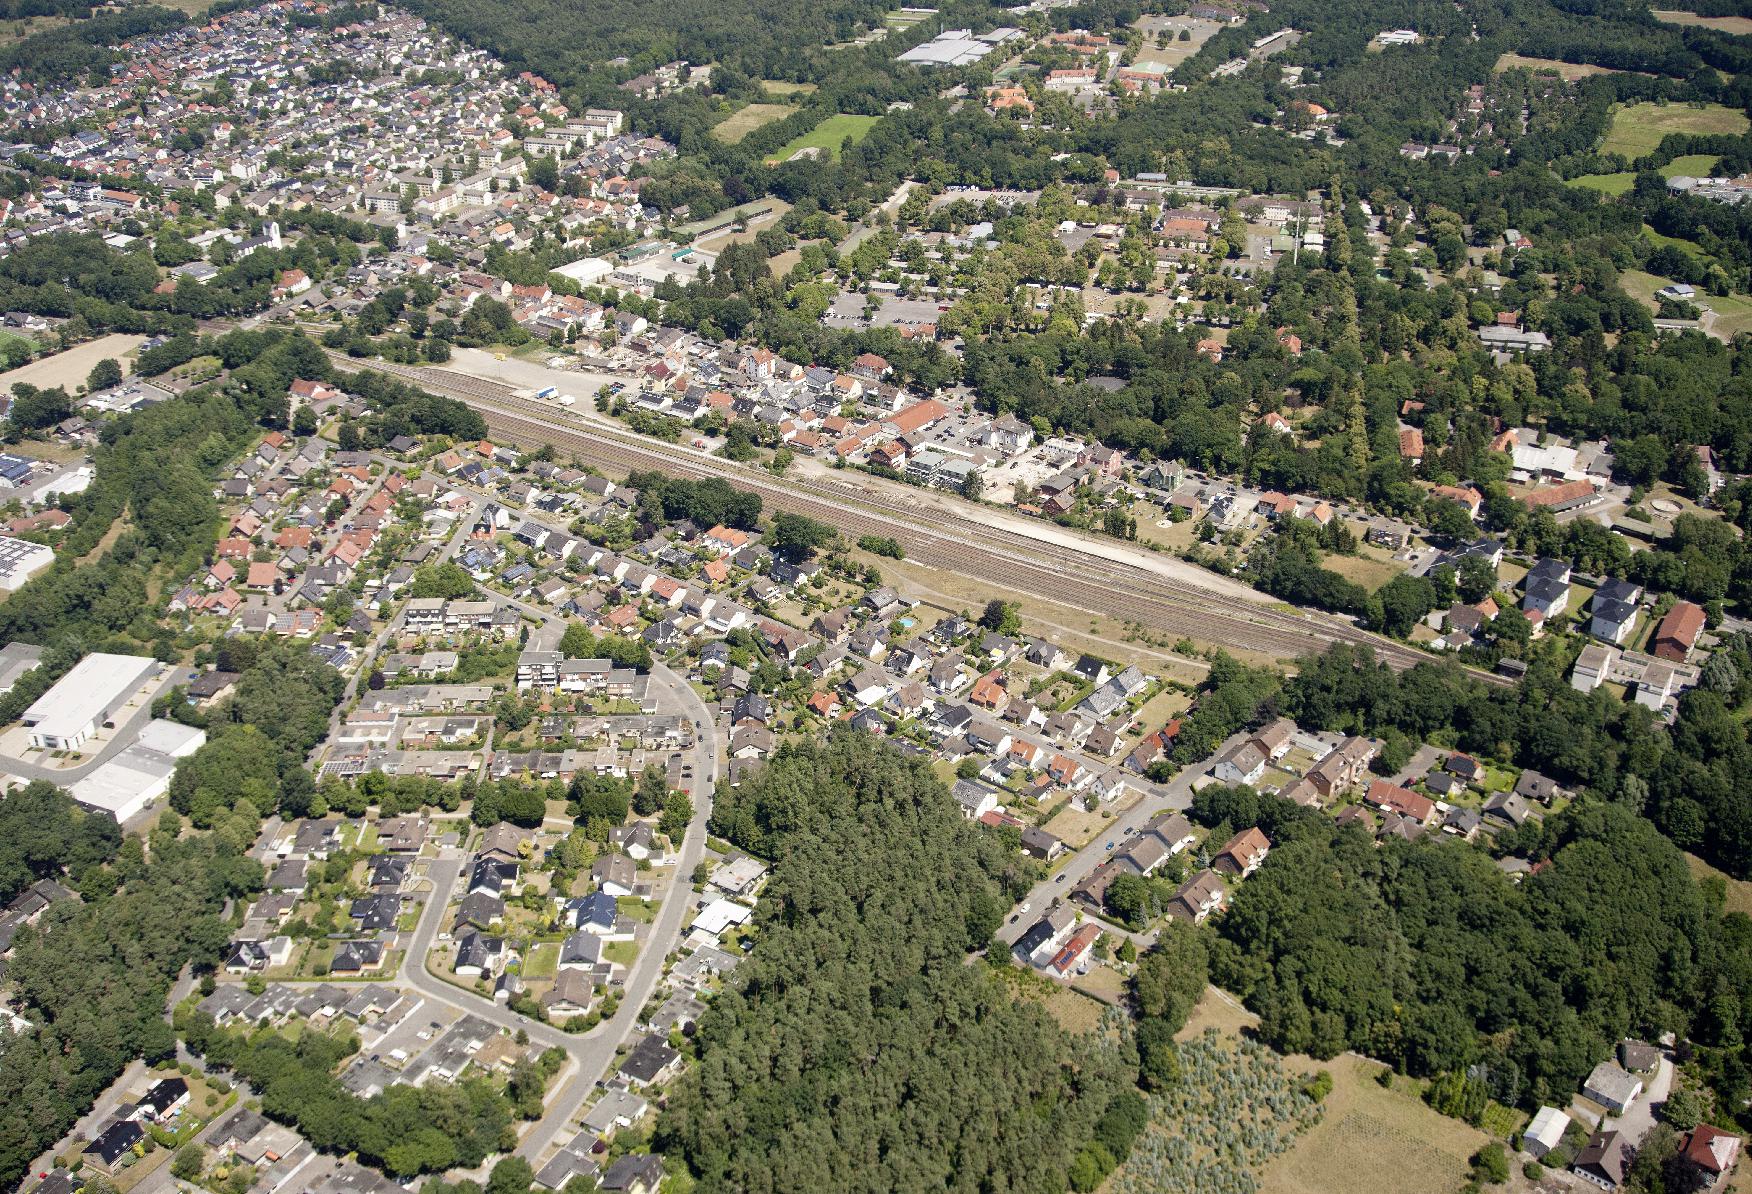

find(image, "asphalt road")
[993,731,1245,949]
[383,661,720,1168]
[309,493,482,766]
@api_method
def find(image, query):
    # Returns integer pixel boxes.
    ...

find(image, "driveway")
[1606,1057,1673,1147]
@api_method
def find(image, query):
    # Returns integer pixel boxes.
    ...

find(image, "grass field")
[1323,547,1406,594]
[1689,852,1752,918]
[1259,1057,1488,1194]
[522,941,559,980]
[1642,224,1709,260]
[1042,802,1120,849]
[1577,152,1732,193]
[1494,52,1630,79]
[1571,171,1637,195]
[1600,101,1749,160]
[1172,989,1488,1194]
[1623,268,1752,339]
[1131,13,1220,70]
[1665,152,1725,177]
[1652,8,1752,33]
[760,79,818,95]
[712,102,797,143]
[769,113,880,163]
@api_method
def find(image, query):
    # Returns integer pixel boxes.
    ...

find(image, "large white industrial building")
[0,535,55,592]
[21,652,160,751]
[68,719,205,824]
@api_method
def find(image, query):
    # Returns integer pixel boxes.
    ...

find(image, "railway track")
[335,353,1499,677]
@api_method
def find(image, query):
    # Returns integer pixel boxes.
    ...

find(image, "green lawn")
[768,113,880,163]
[1662,153,1722,178]
[522,942,558,980]
[618,897,659,923]
[1578,153,1731,196]
[1570,172,1635,195]
[1642,224,1708,260]
[1622,268,1752,338]
[1600,102,1749,160]
[604,940,639,966]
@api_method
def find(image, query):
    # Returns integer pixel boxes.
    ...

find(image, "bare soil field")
[0,333,144,392]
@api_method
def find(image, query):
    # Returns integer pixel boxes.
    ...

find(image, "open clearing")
[1004,970,1110,1033]
[1574,153,1728,195]
[1600,101,1749,160]
[712,102,797,143]
[1494,52,1631,79]
[1623,268,1752,339]
[1173,988,1487,1194]
[1689,851,1752,918]
[760,79,817,95]
[1131,13,1220,71]
[1665,152,1725,176]
[1323,546,1406,594]
[1260,1056,1487,1194]
[769,113,880,163]
[1571,172,1636,195]
[1652,8,1752,33]
[0,332,143,393]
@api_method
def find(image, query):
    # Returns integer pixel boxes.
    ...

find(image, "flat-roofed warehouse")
[0,535,55,592]
[21,652,160,750]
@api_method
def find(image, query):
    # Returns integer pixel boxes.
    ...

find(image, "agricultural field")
[768,113,880,163]
[1652,8,1752,33]
[712,102,798,143]
[1599,101,1749,160]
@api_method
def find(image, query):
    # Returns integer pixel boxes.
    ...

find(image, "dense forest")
[658,730,1134,1192]
[1209,796,1752,1122]
[0,802,255,1189]
[0,778,120,904]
